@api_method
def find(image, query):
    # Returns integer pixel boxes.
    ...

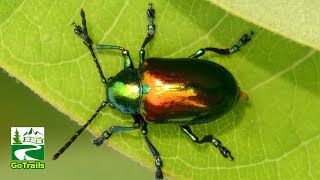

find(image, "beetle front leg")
[141,3,155,50]
[189,31,254,58]
[93,44,134,70]
[139,3,156,65]
[180,125,234,160]
[93,114,141,146]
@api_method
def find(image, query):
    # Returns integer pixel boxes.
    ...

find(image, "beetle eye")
[107,76,114,83]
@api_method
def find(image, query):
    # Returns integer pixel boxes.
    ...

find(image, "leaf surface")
[208,0,320,51]
[0,0,319,179]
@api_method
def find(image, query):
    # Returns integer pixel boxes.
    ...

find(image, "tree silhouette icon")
[13,128,22,144]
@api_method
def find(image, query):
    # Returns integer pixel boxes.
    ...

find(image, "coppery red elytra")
[52,3,253,180]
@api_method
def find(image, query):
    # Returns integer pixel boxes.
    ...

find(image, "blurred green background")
[0,69,153,179]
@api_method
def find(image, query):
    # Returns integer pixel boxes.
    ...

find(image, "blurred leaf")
[0,0,319,179]
[208,0,320,51]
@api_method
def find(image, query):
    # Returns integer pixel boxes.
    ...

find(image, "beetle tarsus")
[155,167,163,180]
[218,145,234,161]
[155,156,163,179]
[71,10,93,46]
[71,22,90,44]
[212,138,234,160]
[229,31,254,53]
[93,131,112,147]
[239,31,254,45]
[92,137,105,147]
[147,3,155,36]
[141,3,156,49]
[147,3,155,20]
[71,22,83,36]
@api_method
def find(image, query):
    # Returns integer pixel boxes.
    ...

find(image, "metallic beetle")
[53,4,253,180]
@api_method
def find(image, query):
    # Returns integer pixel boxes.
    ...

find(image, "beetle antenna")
[52,101,107,160]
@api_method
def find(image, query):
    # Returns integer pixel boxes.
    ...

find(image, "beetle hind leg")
[189,31,254,58]
[180,125,234,160]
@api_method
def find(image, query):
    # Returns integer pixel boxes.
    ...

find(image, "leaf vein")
[248,49,317,92]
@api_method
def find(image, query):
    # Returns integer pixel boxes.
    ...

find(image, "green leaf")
[1,0,319,179]
[208,0,320,51]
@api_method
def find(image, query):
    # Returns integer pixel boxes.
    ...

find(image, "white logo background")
[11,127,45,145]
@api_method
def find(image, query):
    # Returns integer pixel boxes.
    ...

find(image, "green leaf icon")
[0,0,319,179]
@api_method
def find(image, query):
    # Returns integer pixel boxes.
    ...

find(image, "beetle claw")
[218,145,234,161]
[240,31,254,45]
[71,22,83,37]
[155,167,163,180]
[92,137,105,147]
[93,131,112,147]
[72,25,91,45]
[211,138,234,160]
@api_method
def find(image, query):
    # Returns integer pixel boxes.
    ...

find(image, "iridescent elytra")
[52,4,253,180]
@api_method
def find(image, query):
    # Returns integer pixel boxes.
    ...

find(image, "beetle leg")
[92,114,141,146]
[140,3,156,65]
[93,44,134,70]
[141,121,163,180]
[72,9,107,84]
[141,3,155,49]
[179,125,234,160]
[189,31,254,58]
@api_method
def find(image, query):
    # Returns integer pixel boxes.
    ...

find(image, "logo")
[11,127,45,169]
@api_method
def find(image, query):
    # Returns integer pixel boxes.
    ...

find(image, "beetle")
[52,4,253,180]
